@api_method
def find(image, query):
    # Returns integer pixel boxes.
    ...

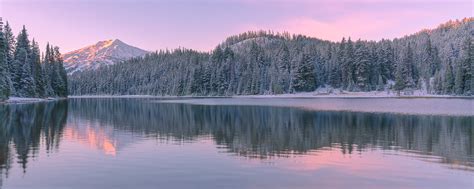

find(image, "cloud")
[237,8,448,42]
[281,14,403,41]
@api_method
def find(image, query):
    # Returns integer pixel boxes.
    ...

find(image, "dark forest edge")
[69,18,473,97]
[0,18,68,102]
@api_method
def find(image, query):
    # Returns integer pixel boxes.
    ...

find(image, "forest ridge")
[69,18,473,96]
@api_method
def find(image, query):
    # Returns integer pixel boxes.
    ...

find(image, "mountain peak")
[63,39,149,74]
[108,38,124,44]
[94,39,124,49]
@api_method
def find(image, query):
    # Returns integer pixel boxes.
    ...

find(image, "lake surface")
[0,98,473,189]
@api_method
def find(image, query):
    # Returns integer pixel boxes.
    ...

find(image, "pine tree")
[13,26,36,97]
[190,62,202,95]
[3,21,15,94]
[433,71,443,94]
[210,47,223,94]
[376,75,384,91]
[30,39,45,97]
[394,43,415,94]
[461,38,473,95]
[53,46,68,97]
[404,43,415,90]
[443,60,455,94]
[422,38,434,77]
[278,44,291,92]
[293,54,316,92]
[15,48,36,97]
[327,45,341,88]
[43,43,54,96]
[341,38,355,90]
[455,38,473,95]
[354,41,370,91]
[367,43,379,91]
[471,38,474,95]
[454,61,464,95]
[394,64,405,94]
[0,19,10,101]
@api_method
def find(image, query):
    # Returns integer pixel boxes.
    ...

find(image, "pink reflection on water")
[63,124,117,156]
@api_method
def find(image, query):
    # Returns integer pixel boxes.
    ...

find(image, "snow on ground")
[69,95,158,98]
[3,97,63,104]
[235,85,464,98]
[234,91,456,98]
[68,88,468,99]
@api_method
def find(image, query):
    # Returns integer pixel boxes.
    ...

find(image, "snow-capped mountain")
[63,39,149,74]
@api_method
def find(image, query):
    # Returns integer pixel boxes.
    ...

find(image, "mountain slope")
[63,39,149,74]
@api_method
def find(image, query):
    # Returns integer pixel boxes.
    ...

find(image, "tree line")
[68,18,473,96]
[0,19,68,101]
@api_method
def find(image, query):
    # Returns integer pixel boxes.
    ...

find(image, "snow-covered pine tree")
[278,44,291,93]
[379,41,394,83]
[341,38,354,90]
[455,38,473,95]
[462,37,473,95]
[376,75,384,91]
[433,71,443,94]
[443,60,455,94]
[404,43,416,91]
[53,46,68,97]
[394,43,416,94]
[13,26,37,97]
[0,19,10,101]
[49,45,60,96]
[15,48,36,97]
[3,21,15,94]
[43,43,54,97]
[327,45,340,88]
[354,40,370,91]
[471,38,474,95]
[293,53,316,92]
[394,63,405,95]
[30,39,45,97]
[454,60,464,95]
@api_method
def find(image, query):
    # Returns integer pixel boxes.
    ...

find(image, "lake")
[0,98,473,189]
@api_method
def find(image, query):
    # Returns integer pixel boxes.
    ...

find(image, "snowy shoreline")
[1,97,66,104]
[233,91,472,99]
[68,92,473,99]
[3,95,472,116]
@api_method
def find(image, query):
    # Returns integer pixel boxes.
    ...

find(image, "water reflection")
[0,101,68,187]
[0,98,472,188]
[66,99,473,166]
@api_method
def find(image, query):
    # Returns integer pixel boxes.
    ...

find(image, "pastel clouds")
[1,0,471,52]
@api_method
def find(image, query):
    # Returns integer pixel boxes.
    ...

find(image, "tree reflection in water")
[0,98,472,187]
[0,100,68,187]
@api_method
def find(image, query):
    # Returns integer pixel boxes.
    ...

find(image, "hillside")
[68,18,474,96]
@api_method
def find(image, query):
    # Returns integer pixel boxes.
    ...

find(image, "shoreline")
[67,93,473,99]
[1,97,67,105]
[2,95,472,116]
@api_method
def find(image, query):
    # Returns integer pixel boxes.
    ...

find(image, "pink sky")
[0,0,472,52]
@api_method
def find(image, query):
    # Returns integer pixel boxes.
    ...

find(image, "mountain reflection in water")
[0,98,472,189]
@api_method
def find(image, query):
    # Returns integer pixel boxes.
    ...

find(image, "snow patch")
[4,97,64,104]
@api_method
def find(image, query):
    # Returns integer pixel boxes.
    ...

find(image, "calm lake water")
[0,98,473,189]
